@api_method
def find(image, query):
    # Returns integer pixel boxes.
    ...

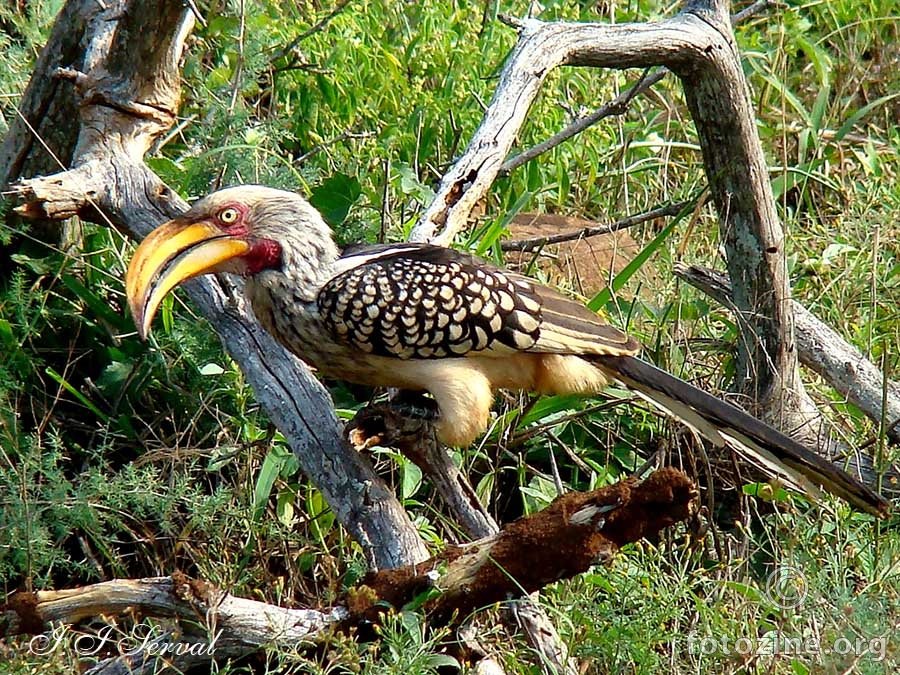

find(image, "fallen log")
[1,469,696,673]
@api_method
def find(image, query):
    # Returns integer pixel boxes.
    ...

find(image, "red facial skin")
[208,202,283,275]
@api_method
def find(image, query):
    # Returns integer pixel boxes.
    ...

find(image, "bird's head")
[126,185,337,340]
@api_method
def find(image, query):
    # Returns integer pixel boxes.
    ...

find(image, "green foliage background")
[1,1,898,673]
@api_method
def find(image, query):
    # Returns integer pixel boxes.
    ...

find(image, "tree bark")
[4,0,427,571]
[0,1,88,203]
[1,469,696,674]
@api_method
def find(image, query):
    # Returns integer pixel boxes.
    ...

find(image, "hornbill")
[126,185,890,517]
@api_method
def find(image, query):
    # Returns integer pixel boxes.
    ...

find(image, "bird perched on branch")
[126,185,889,517]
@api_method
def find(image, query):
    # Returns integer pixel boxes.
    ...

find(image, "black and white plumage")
[317,244,634,359]
[125,185,890,517]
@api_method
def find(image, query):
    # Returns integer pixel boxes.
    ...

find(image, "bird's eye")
[218,207,240,224]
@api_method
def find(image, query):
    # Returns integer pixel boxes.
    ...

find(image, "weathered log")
[1,469,696,673]
[4,0,426,571]
[355,467,696,625]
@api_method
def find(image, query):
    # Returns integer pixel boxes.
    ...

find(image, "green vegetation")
[1,1,898,673]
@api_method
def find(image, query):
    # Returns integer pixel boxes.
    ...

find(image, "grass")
[1,0,899,673]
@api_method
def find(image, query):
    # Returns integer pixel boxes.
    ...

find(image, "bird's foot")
[388,390,440,422]
[346,390,440,452]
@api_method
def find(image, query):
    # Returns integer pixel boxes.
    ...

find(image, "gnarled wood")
[5,0,427,571]
[1,470,696,674]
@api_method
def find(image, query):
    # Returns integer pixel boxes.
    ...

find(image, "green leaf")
[426,655,461,669]
[742,481,790,503]
[820,243,856,266]
[305,487,335,540]
[723,580,764,603]
[61,267,132,332]
[253,446,292,519]
[472,189,533,258]
[276,490,296,526]
[518,394,582,427]
[832,92,900,144]
[395,162,436,204]
[752,70,810,126]
[475,472,494,507]
[207,446,239,472]
[794,35,831,139]
[309,172,362,226]
[0,318,14,347]
[45,366,110,424]
[199,363,225,376]
[95,361,133,397]
[769,161,840,200]
[10,253,53,276]
[587,202,689,311]
[400,461,423,500]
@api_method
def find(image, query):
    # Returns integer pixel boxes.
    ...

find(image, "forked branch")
[410,0,890,464]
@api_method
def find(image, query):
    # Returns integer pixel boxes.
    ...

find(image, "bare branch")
[501,67,664,175]
[410,16,703,245]
[500,1,775,176]
[500,200,689,252]
[673,263,900,447]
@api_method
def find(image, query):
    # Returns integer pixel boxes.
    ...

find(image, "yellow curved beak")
[126,219,249,339]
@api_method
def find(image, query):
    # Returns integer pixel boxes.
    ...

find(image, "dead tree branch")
[4,0,427,571]
[499,0,774,174]
[673,263,900,451]
[500,200,690,252]
[1,469,696,674]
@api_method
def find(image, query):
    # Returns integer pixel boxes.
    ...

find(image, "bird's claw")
[387,390,440,423]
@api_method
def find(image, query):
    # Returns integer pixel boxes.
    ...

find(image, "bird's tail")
[592,355,890,517]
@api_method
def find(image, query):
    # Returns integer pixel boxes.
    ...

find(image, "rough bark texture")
[1,470,697,674]
[5,0,427,571]
[0,1,88,192]
[1,572,348,675]
[0,1,91,248]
